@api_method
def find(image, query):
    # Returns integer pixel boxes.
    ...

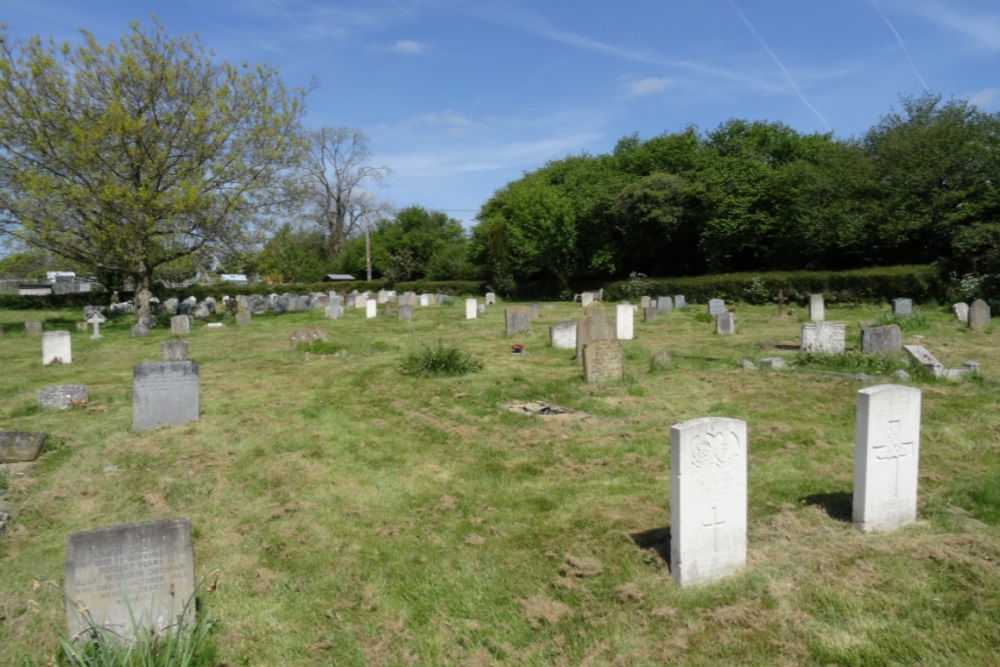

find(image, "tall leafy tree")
[0,18,308,293]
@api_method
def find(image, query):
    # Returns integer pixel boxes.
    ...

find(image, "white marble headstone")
[580,292,594,308]
[365,299,377,318]
[615,303,634,340]
[42,331,72,366]
[800,322,846,354]
[809,294,825,322]
[465,298,477,320]
[853,385,921,533]
[549,320,577,350]
[670,417,747,586]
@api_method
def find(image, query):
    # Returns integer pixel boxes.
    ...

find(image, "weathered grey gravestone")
[892,298,913,316]
[809,294,825,322]
[504,306,531,335]
[37,385,88,410]
[170,315,190,336]
[65,518,195,641]
[130,324,150,338]
[398,305,414,322]
[235,312,252,327]
[582,339,623,383]
[132,362,199,431]
[25,321,43,337]
[161,340,188,362]
[968,299,991,332]
[529,303,540,319]
[716,311,735,335]
[853,385,921,533]
[0,431,46,463]
[708,299,725,316]
[674,295,687,309]
[135,288,153,322]
[615,304,634,340]
[325,305,344,320]
[670,417,747,587]
[549,320,577,350]
[800,323,846,354]
[644,307,657,322]
[953,302,969,323]
[657,296,673,313]
[42,331,72,365]
[861,325,902,355]
[576,302,612,365]
[640,296,651,309]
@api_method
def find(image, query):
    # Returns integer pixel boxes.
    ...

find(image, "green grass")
[2,299,1000,664]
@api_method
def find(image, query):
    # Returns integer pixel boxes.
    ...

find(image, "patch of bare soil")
[501,401,592,420]
[559,554,604,578]
[522,594,573,628]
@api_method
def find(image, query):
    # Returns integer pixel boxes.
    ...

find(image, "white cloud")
[967,87,1000,108]
[902,1,1000,51]
[623,77,672,97]
[393,39,426,55]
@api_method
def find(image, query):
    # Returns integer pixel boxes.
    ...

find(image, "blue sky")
[2,0,999,228]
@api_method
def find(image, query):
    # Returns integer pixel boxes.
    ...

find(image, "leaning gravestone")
[861,324,902,355]
[504,306,531,335]
[708,299,725,316]
[235,312,252,327]
[398,305,414,322]
[809,294,825,322]
[853,385,921,533]
[800,323,846,354]
[582,339,623,383]
[953,302,969,323]
[0,431,46,463]
[716,311,735,335]
[549,321,577,350]
[161,340,188,362]
[42,331,72,365]
[37,385,88,410]
[25,321,43,337]
[132,362,199,431]
[968,299,991,332]
[465,298,477,320]
[657,296,673,313]
[892,298,913,316]
[64,518,195,642]
[903,344,944,377]
[170,315,190,336]
[670,417,747,587]
[615,304,634,340]
[576,302,613,365]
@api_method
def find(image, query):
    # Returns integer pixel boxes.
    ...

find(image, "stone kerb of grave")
[37,385,89,410]
[853,385,921,533]
[670,417,747,587]
[64,518,196,642]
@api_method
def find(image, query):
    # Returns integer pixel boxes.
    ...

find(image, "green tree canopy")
[0,18,308,292]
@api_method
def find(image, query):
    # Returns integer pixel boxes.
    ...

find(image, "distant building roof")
[219,274,248,283]
[322,274,355,281]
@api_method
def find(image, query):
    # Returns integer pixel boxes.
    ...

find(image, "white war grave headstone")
[64,518,195,641]
[465,298,477,320]
[615,303,634,340]
[670,417,747,586]
[42,330,72,366]
[365,299,377,319]
[132,362,199,431]
[809,294,825,322]
[853,385,921,533]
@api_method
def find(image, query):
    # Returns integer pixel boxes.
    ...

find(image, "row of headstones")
[50,381,922,646]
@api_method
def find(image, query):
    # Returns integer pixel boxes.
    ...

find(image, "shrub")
[874,311,928,332]
[401,341,484,377]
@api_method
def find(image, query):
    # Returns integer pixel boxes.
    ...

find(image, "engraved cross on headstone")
[774,289,788,316]
[873,419,914,498]
[702,506,726,552]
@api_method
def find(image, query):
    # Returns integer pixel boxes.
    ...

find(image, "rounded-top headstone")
[130,324,150,338]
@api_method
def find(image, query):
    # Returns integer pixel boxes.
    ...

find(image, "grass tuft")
[400,341,484,377]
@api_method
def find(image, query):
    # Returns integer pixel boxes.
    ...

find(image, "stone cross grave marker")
[576,302,612,365]
[773,290,788,316]
[892,298,913,316]
[64,518,195,642]
[170,315,190,336]
[657,296,673,313]
[670,417,747,587]
[549,320,577,350]
[809,294,825,322]
[716,311,735,335]
[968,299,991,332]
[583,339,623,383]
[87,312,107,339]
[853,385,921,533]
[615,303,634,340]
[42,331,72,365]
[0,431,47,463]
[466,298,477,320]
[132,362,199,431]
[708,299,725,316]
[800,322,846,354]
[505,306,531,335]
[161,340,188,362]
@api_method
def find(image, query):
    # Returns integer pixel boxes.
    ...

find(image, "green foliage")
[793,351,912,376]
[0,19,307,292]
[874,311,929,332]
[946,474,1000,525]
[256,224,331,284]
[400,341,483,377]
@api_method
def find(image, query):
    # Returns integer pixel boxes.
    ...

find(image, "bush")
[874,311,928,332]
[401,341,484,377]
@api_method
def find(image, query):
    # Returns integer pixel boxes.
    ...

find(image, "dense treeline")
[470,93,1000,296]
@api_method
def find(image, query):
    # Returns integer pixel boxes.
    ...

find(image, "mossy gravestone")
[65,518,195,642]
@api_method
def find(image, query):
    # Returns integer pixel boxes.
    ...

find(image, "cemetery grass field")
[2,300,1000,666]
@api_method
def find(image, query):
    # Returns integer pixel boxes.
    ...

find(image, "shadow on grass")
[802,492,852,522]
[630,526,672,569]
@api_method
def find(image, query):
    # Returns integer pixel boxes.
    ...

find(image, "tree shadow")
[630,526,671,568]
[802,492,852,522]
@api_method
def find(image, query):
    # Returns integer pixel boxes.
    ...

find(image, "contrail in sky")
[871,0,930,92]
[727,0,832,132]
[469,92,482,117]
[272,0,319,55]
[389,0,420,23]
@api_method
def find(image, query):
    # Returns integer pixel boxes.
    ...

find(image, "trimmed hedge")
[0,291,108,310]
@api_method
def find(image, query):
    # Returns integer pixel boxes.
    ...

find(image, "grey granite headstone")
[715,311,734,335]
[161,340,188,361]
[708,299,725,316]
[132,362,199,431]
[0,431,46,463]
[37,385,88,410]
[64,518,195,641]
[892,298,913,316]
[505,306,531,335]
[861,325,902,355]
[235,312,252,327]
[25,321,43,337]
[130,324,150,338]
[583,339,623,384]
[969,299,991,332]
[657,296,673,313]
[398,305,414,321]
[674,295,687,309]
[248,294,267,315]
[576,302,612,365]
[170,315,190,336]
